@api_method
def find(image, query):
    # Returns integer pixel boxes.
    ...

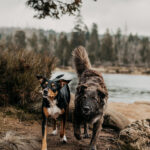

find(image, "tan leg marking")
[42,108,48,150]
[60,120,65,138]
[43,107,49,118]
[42,125,47,150]
[61,108,65,114]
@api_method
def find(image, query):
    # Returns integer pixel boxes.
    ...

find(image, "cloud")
[0,0,150,36]
[82,0,150,35]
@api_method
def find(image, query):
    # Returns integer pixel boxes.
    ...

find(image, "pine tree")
[114,28,122,64]
[101,29,114,63]
[28,32,38,52]
[6,34,14,50]
[140,37,149,65]
[55,33,70,66]
[39,30,50,53]
[14,30,26,50]
[70,11,87,50]
[87,23,100,64]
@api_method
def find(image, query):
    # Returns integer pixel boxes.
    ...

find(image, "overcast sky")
[0,0,150,36]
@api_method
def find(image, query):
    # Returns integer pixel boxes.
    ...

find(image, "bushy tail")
[72,46,91,77]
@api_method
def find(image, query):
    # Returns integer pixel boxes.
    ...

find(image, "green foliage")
[0,49,56,107]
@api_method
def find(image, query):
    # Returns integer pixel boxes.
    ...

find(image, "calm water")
[51,71,150,103]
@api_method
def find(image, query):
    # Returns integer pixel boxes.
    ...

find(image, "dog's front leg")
[83,123,90,138]
[60,106,69,143]
[90,117,103,150]
[73,110,82,140]
[60,108,68,143]
[42,107,48,150]
[51,119,58,135]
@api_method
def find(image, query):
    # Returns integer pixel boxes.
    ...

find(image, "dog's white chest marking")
[47,99,61,119]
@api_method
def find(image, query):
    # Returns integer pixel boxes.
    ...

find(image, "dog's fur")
[37,75,71,150]
[73,46,108,150]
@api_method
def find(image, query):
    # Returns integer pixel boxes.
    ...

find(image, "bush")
[0,49,57,107]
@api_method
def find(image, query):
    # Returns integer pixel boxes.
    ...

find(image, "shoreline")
[55,66,150,75]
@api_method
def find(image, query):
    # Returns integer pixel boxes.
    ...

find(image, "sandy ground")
[0,101,150,150]
[108,101,150,122]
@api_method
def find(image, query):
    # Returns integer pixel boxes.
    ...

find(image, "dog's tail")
[72,46,91,77]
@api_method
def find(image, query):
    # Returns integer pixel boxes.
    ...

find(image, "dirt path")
[46,124,118,150]
[1,101,150,150]
[0,112,118,150]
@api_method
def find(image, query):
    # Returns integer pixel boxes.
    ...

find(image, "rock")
[103,108,130,131]
[0,131,40,150]
[118,119,150,150]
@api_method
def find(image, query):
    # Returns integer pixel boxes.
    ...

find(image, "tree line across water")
[0,23,150,67]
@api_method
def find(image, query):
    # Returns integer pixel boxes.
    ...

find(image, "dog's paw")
[90,145,97,150]
[82,133,91,139]
[51,129,58,135]
[74,133,82,140]
[60,135,67,144]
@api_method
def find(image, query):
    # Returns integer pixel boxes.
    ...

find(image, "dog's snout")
[82,106,90,114]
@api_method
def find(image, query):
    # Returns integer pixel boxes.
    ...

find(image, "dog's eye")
[51,84,56,88]
[82,96,86,100]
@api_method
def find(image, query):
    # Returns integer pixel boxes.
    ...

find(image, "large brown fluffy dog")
[72,46,108,150]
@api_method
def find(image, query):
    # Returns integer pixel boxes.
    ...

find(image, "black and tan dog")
[73,46,108,150]
[37,74,71,150]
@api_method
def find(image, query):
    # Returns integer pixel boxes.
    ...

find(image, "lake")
[51,71,150,103]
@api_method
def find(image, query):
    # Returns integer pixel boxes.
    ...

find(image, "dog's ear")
[55,74,64,79]
[77,84,87,93]
[97,88,107,106]
[58,79,71,88]
[36,75,48,85]
[97,89,106,99]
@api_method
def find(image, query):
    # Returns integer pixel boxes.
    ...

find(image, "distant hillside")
[0,27,57,37]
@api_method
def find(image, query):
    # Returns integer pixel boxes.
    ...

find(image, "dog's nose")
[44,90,48,95]
[82,106,90,114]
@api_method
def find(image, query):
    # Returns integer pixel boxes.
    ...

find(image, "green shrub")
[0,49,57,107]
